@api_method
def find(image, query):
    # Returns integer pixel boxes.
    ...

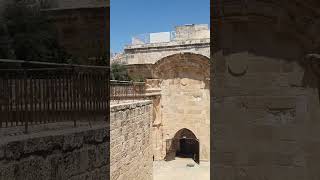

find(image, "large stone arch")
[152,52,210,80]
[151,52,210,161]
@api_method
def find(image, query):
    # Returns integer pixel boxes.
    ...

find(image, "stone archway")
[150,52,210,162]
[152,52,210,80]
[165,128,200,164]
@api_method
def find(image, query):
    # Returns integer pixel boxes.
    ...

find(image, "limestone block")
[110,101,153,180]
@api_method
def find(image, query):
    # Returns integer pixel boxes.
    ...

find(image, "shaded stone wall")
[0,0,6,15]
[44,7,108,63]
[212,52,320,179]
[1,0,109,63]
[110,101,153,180]
[49,0,106,9]
[212,0,320,179]
[0,124,109,180]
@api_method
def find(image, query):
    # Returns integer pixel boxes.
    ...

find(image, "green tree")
[110,62,130,81]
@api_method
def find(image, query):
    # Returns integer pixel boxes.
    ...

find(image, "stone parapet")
[126,38,210,50]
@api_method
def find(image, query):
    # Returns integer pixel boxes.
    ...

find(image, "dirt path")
[153,158,210,180]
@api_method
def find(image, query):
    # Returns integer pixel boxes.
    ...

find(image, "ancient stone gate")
[118,24,211,163]
[148,53,210,162]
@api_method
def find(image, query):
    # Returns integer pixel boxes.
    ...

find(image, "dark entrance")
[165,128,200,164]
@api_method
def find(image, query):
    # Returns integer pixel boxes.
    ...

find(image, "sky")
[110,0,210,53]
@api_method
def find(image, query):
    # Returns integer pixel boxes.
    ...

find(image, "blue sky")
[111,0,210,53]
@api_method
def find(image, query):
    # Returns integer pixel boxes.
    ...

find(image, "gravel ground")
[153,158,210,180]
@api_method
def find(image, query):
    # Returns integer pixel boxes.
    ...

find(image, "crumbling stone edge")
[110,100,153,112]
[0,125,109,162]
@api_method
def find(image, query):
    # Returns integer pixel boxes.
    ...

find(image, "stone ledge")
[0,122,108,161]
[145,92,162,97]
[110,100,152,112]
[126,38,210,50]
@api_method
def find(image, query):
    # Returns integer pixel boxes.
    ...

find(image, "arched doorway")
[165,128,200,164]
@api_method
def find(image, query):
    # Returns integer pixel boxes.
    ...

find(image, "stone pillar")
[145,79,164,160]
[212,0,320,179]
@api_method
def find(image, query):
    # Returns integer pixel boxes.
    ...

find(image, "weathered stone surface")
[148,52,210,161]
[212,0,320,179]
[0,124,108,180]
[116,24,209,83]
[110,100,153,180]
[42,0,109,62]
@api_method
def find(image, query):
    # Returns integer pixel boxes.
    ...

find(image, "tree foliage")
[110,62,130,81]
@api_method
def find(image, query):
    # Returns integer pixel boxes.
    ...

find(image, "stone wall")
[175,24,210,41]
[127,64,154,80]
[48,0,107,9]
[110,101,153,180]
[151,53,210,161]
[0,0,6,15]
[124,39,210,65]
[212,52,320,179]
[0,123,109,180]
[124,24,209,65]
[43,3,109,63]
[211,0,320,178]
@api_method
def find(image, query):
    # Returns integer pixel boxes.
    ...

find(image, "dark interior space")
[165,128,200,164]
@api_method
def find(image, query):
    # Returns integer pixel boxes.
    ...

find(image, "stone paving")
[153,158,210,180]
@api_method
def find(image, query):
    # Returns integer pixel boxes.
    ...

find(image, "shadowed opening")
[165,128,200,164]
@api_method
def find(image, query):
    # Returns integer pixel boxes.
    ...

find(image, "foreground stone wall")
[110,101,153,180]
[0,123,109,180]
[212,52,320,179]
[212,0,320,178]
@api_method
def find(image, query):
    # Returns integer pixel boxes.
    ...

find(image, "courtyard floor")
[153,158,210,180]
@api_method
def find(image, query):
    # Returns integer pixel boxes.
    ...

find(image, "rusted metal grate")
[0,60,109,133]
